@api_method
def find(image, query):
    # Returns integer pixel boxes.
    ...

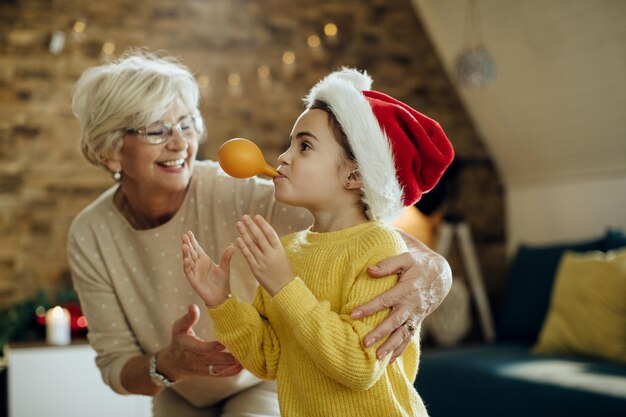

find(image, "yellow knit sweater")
[208,222,427,417]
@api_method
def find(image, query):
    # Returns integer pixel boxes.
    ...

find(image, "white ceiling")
[412,0,626,187]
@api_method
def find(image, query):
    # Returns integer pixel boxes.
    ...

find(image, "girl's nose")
[278,148,291,165]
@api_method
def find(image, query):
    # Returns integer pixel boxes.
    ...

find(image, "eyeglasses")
[125,114,203,145]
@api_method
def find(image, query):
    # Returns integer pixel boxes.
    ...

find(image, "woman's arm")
[351,230,452,362]
[120,305,243,395]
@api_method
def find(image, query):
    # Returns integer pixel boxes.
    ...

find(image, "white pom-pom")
[328,67,372,92]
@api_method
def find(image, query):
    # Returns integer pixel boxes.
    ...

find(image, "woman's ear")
[104,158,122,176]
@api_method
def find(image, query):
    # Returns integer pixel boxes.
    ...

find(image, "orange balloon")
[218,138,279,179]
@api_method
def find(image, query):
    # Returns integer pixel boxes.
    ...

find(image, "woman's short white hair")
[72,48,205,168]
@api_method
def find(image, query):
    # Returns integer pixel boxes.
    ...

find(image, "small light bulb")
[282,51,296,65]
[324,23,338,37]
[102,42,115,55]
[307,35,321,48]
[228,73,241,87]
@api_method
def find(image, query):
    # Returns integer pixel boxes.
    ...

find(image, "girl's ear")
[345,167,362,190]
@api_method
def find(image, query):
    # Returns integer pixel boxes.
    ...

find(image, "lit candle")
[46,306,71,346]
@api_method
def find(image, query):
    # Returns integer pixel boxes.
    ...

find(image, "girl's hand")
[236,215,294,296]
[182,231,235,307]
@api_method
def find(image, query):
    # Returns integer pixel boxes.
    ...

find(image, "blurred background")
[0,0,624,350]
[1,1,625,416]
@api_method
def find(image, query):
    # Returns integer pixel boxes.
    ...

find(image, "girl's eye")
[300,142,312,151]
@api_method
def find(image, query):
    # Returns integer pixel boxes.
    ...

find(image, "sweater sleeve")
[271,246,400,391]
[207,290,280,380]
[67,224,140,395]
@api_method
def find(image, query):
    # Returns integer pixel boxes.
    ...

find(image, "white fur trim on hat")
[305,68,404,223]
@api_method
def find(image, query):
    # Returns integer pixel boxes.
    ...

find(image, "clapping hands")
[182,214,294,307]
[235,215,294,296]
[182,231,235,307]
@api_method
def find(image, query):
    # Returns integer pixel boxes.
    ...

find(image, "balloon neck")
[263,164,279,178]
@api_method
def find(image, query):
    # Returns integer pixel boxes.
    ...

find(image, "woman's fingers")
[361,302,410,348]
[385,328,413,363]
[209,363,244,377]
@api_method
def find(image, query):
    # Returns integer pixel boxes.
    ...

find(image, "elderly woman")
[68,50,451,417]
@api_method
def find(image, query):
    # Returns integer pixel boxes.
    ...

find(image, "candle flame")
[77,316,88,328]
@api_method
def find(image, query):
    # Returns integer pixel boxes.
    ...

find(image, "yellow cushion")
[532,248,626,363]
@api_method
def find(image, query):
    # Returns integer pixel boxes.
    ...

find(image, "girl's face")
[107,98,199,200]
[274,109,356,213]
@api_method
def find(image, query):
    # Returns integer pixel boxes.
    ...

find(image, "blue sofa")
[414,229,626,417]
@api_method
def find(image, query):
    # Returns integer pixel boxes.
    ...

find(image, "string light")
[282,51,296,65]
[307,34,321,48]
[72,20,86,43]
[73,21,86,33]
[257,65,271,79]
[197,75,210,89]
[227,73,242,97]
[324,23,338,37]
[228,73,241,87]
[102,41,115,55]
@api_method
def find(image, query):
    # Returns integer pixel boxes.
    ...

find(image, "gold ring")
[404,321,417,333]
[208,364,217,376]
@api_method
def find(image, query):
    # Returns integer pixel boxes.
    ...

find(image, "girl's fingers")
[254,215,281,248]
[237,221,262,258]
[183,233,198,261]
[188,231,205,256]
[243,215,268,249]
[237,237,258,269]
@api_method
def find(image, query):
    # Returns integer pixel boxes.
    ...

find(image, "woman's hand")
[158,304,243,381]
[182,231,235,307]
[351,237,452,362]
[236,215,294,296]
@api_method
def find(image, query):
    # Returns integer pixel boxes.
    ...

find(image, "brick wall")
[0,0,505,308]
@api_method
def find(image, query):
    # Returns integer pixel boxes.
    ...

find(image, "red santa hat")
[305,68,455,222]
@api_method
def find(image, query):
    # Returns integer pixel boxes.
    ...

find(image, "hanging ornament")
[456,0,496,88]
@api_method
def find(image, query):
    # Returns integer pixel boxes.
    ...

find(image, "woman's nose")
[167,128,188,150]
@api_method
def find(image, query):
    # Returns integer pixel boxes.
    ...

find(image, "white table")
[6,341,151,417]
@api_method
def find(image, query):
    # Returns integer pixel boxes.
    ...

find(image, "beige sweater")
[67,160,311,410]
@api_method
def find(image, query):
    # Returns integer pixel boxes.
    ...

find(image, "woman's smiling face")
[111,98,199,199]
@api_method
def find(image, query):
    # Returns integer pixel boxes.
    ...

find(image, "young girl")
[182,68,454,416]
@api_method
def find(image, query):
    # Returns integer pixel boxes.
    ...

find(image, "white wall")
[412,1,626,253]
[506,175,626,254]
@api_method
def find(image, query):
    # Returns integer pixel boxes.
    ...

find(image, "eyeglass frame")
[124,114,204,145]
